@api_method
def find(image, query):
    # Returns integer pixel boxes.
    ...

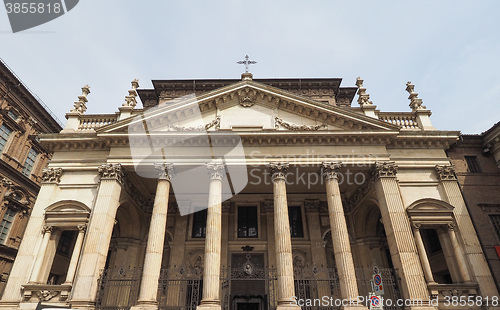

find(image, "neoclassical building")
[0,72,498,310]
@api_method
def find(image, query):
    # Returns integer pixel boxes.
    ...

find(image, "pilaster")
[372,162,431,303]
[0,170,61,305]
[69,164,124,308]
[435,165,499,297]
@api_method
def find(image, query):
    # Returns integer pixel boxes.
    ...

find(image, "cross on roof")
[237,55,257,73]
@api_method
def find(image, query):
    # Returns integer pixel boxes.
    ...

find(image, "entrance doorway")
[234,297,264,310]
[222,253,277,310]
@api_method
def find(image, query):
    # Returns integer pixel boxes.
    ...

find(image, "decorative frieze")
[206,163,226,181]
[98,163,124,183]
[373,162,398,178]
[168,116,220,131]
[21,284,71,302]
[262,199,274,213]
[435,165,457,181]
[237,87,257,107]
[274,116,326,131]
[267,162,289,182]
[304,199,320,212]
[154,163,175,181]
[41,168,63,184]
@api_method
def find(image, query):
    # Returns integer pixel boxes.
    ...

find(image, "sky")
[1,1,499,134]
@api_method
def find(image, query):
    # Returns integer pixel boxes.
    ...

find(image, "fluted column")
[29,225,53,283]
[372,162,429,301]
[268,163,299,310]
[446,224,471,283]
[197,163,225,310]
[134,163,174,309]
[322,162,360,302]
[411,223,436,284]
[63,224,87,285]
[435,165,498,296]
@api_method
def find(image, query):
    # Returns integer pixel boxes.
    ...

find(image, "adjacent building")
[0,72,498,310]
[447,122,500,291]
[0,59,62,295]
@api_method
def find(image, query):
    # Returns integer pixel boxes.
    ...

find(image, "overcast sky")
[1,1,499,134]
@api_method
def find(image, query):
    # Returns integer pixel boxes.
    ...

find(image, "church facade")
[0,72,498,310]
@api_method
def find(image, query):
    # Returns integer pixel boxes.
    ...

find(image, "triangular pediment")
[99,79,399,134]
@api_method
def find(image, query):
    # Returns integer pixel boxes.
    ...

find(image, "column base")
[341,306,368,310]
[276,305,301,310]
[196,300,221,310]
[130,301,158,310]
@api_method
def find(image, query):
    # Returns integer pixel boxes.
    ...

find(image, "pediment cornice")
[98,80,399,134]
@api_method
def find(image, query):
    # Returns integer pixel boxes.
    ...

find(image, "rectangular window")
[7,111,18,121]
[0,124,13,152]
[288,206,304,238]
[22,147,38,177]
[421,228,442,254]
[237,206,258,238]
[57,230,76,256]
[465,156,481,173]
[491,215,500,242]
[0,208,17,244]
[192,209,207,238]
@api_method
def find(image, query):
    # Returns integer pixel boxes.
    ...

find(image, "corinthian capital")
[321,162,343,181]
[41,168,63,184]
[206,163,226,181]
[435,165,457,181]
[267,162,289,182]
[154,163,175,181]
[373,162,398,178]
[98,163,124,183]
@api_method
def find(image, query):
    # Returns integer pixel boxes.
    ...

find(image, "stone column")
[70,164,124,308]
[446,224,471,283]
[268,163,298,310]
[322,162,360,304]
[435,165,499,296]
[372,162,429,302]
[411,224,436,284]
[28,225,53,283]
[63,224,87,285]
[197,163,225,310]
[133,163,174,309]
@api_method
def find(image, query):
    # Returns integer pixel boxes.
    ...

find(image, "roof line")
[0,57,64,128]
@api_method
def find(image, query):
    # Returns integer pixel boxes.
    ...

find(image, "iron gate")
[96,267,142,310]
[293,267,341,310]
[96,266,401,310]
